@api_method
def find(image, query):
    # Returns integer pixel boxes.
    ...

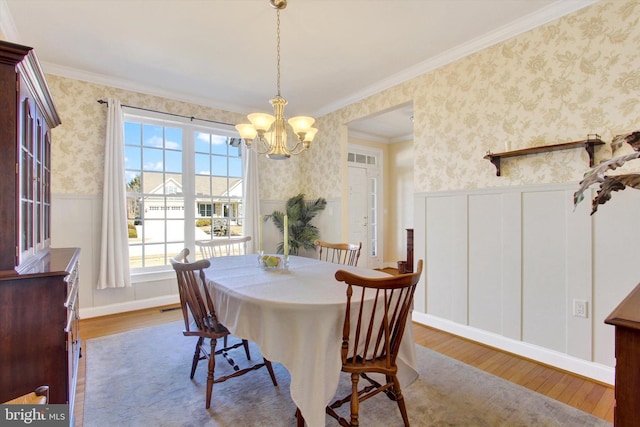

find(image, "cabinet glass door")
[19,97,35,261]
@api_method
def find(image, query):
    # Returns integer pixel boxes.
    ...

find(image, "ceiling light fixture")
[235,0,317,160]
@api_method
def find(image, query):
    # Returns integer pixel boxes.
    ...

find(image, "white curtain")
[97,98,131,289]
[242,144,261,254]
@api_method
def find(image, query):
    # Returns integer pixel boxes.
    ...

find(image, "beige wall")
[300,0,640,201]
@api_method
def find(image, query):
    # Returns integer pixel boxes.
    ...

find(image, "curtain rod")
[96,99,235,127]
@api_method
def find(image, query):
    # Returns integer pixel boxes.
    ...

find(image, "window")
[124,113,244,271]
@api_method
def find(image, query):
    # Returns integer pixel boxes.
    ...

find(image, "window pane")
[143,124,163,147]
[142,171,164,193]
[125,146,141,170]
[229,142,241,157]
[211,135,227,155]
[195,175,211,196]
[125,122,141,145]
[143,243,166,267]
[195,153,211,175]
[129,245,142,269]
[164,173,183,195]
[195,132,211,153]
[229,157,242,178]
[165,150,182,174]
[166,219,185,242]
[212,156,228,176]
[143,219,165,243]
[210,176,228,197]
[165,127,183,150]
[143,148,163,171]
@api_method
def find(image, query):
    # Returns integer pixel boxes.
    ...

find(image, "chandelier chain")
[276,9,281,97]
[234,0,317,159]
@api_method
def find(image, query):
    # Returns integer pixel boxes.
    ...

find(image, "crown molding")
[41,61,248,115]
[315,0,600,117]
[2,0,599,119]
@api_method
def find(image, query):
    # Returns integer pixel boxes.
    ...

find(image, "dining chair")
[170,248,277,408]
[314,240,362,267]
[325,259,424,427]
[2,386,49,405]
[196,235,252,259]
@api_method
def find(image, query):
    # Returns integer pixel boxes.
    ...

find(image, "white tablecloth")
[203,255,418,427]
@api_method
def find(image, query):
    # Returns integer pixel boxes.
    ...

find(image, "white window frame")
[123,108,242,282]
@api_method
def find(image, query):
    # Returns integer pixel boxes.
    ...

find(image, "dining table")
[202,254,419,427]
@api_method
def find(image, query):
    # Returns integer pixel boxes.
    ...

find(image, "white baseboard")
[79,294,180,319]
[412,312,614,386]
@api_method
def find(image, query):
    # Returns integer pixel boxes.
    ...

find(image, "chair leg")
[295,408,304,427]
[190,337,204,379]
[392,376,409,427]
[205,338,217,409]
[350,372,360,426]
[242,339,251,360]
[264,358,278,386]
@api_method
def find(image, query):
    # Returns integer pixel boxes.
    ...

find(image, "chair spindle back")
[335,260,423,367]
[170,248,221,335]
[315,239,362,267]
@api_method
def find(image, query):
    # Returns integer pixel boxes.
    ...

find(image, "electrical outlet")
[573,299,588,318]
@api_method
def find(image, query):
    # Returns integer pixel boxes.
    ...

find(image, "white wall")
[412,182,640,385]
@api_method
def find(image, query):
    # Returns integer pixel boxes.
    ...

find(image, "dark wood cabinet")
[0,39,60,273]
[0,40,79,420]
[0,248,81,407]
[605,283,640,427]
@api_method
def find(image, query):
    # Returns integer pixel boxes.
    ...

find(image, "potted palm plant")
[266,193,327,255]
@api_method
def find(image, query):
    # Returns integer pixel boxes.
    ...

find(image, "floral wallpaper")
[301,0,640,199]
[45,77,246,195]
[46,0,640,203]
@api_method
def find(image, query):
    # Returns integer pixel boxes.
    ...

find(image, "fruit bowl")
[260,255,284,270]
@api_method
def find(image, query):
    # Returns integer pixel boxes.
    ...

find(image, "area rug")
[83,321,611,426]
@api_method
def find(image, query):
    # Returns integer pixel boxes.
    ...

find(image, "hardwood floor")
[75,305,614,425]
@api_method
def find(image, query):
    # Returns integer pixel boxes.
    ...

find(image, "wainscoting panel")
[425,195,468,325]
[468,193,507,336]
[51,194,100,311]
[522,190,569,353]
[415,182,639,381]
[592,189,640,367]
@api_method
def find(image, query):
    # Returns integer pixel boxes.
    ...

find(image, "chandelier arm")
[255,136,271,155]
[285,141,306,155]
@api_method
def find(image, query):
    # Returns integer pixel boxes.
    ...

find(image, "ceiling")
[2,0,595,142]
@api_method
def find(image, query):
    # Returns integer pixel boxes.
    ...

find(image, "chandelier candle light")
[235,0,318,159]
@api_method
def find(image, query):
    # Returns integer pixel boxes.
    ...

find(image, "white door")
[348,166,369,265]
[347,147,382,269]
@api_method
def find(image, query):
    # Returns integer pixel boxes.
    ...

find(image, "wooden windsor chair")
[196,235,252,259]
[325,259,424,426]
[314,239,362,267]
[170,248,277,409]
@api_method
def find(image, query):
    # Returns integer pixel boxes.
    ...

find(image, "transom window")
[124,113,244,271]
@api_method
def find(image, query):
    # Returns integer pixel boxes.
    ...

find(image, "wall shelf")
[484,135,605,176]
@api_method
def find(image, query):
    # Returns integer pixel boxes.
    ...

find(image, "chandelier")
[235,0,317,160]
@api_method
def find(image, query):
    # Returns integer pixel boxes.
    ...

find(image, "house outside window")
[124,113,244,271]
